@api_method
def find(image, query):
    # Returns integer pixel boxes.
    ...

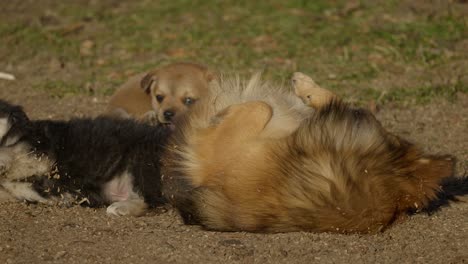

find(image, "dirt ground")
[1,0,468,263]
[0,76,467,264]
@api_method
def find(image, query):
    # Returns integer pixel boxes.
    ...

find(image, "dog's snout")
[163,110,175,120]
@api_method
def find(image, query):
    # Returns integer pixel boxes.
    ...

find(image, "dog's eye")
[184,97,195,105]
[156,95,164,103]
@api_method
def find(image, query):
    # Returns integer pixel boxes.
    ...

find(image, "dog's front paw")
[106,200,148,216]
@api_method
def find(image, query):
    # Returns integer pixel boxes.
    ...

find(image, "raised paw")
[291,72,338,109]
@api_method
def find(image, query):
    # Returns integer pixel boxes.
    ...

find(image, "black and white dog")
[0,100,171,216]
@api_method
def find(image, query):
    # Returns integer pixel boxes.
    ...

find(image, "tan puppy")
[106,62,215,125]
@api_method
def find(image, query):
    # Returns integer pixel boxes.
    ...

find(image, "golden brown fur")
[106,62,215,124]
[162,73,454,234]
[106,73,153,118]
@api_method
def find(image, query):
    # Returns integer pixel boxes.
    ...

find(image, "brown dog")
[162,72,454,234]
[106,62,215,126]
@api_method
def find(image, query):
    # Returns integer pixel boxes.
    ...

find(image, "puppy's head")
[0,100,30,146]
[141,62,216,125]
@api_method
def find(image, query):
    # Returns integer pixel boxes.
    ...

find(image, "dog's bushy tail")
[287,100,455,233]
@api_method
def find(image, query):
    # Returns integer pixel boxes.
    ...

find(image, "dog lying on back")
[0,100,171,216]
[106,62,215,127]
[162,72,455,234]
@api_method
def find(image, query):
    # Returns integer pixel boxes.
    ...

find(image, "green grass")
[1,0,466,103]
[360,79,468,104]
[33,80,89,98]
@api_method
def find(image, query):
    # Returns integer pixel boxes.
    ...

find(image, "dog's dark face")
[0,100,30,147]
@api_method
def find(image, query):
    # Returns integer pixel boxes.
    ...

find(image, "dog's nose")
[163,110,175,121]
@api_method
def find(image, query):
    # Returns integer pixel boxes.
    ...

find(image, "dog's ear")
[140,70,158,94]
[10,107,29,125]
[0,105,30,146]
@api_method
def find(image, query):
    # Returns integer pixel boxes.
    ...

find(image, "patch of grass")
[0,23,80,61]
[1,0,466,104]
[34,80,88,98]
[359,80,467,104]
[368,17,467,64]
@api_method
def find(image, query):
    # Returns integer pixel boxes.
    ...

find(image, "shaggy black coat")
[0,99,171,207]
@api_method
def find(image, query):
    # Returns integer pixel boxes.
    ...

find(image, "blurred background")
[1,0,467,105]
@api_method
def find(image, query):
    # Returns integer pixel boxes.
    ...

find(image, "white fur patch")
[2,142,54,181]
[192,73,312,139]
[3,134,21,147]
[1,181,46,203]
[0,118,11,139]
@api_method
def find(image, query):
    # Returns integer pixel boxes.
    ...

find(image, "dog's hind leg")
[103,171,148,216]
[210,101,273,141]
[291,72,338,109]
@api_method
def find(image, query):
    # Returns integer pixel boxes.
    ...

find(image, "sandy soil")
[0,81,467,264]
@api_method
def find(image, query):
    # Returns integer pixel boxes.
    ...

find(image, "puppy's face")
[141,63,215,125]
[150,77,203,124]
[0,100,29,147]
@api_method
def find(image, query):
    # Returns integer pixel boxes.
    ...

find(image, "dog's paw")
[106,200,147,217]
[1,181,47,203]
[291,72,317,104]
[291,72,338,109]
[0,151,13,175]
[140,111,159,125]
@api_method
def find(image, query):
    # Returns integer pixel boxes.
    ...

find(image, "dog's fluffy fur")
[106,62,215,125]
[0,100,170,216]
[161,73,455,233]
